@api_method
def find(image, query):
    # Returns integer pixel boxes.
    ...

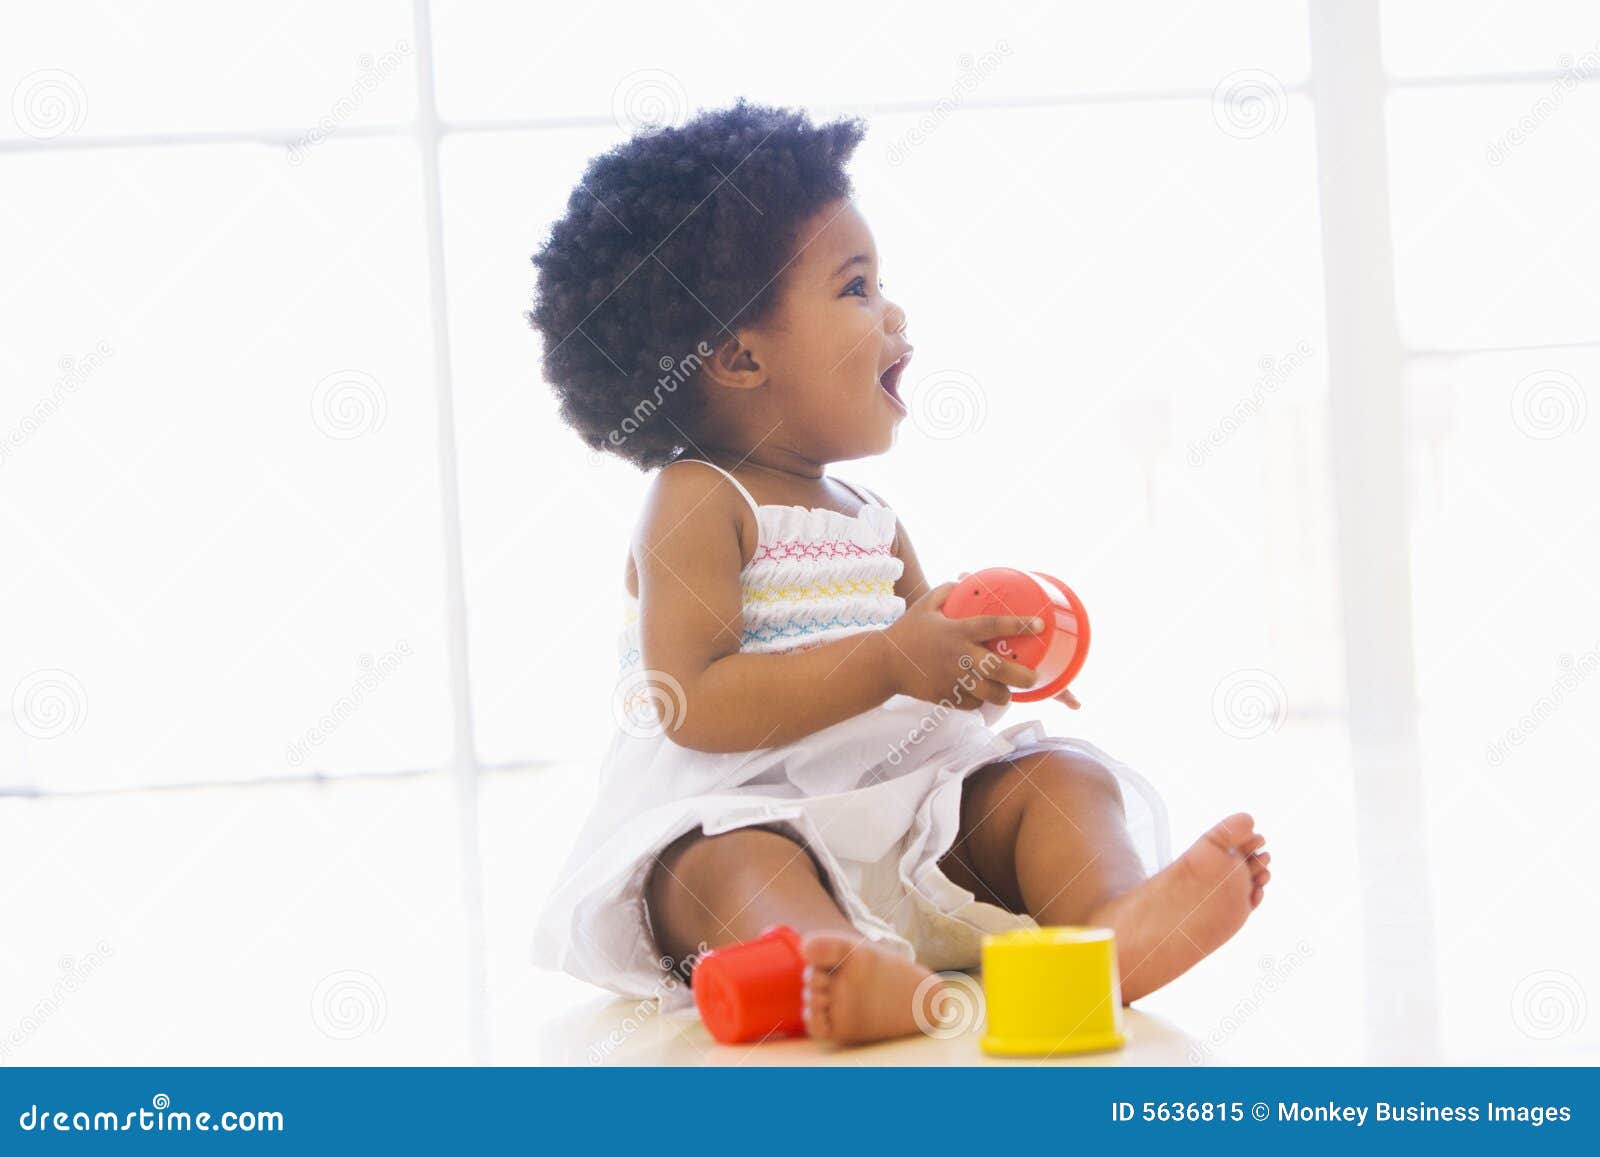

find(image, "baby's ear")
[699,333,766,393]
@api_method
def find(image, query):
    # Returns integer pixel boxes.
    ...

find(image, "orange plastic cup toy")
[942,567,1090,702]
[692,924,807,1044]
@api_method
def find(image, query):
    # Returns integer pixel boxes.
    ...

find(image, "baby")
[529,101,1270,1045]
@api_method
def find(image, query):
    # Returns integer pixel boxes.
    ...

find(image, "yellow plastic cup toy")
[980,926,1126,1056]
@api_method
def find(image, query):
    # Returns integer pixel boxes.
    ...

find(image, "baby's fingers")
[962,676,1012,708]
[919,581,960,612]
[943,680,987,710]
[960,613,1044,642]
[965,649,1037,689]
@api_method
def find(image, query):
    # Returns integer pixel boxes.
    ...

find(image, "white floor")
[2,718,1595,1066]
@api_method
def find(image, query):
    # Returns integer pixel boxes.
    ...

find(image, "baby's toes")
[1248,851,1271,884]
[801,932,856,972]
[803,965,834,1037]
[1247,852,1271,907]
[1206,812,1257,853]
[800,966,825,1030]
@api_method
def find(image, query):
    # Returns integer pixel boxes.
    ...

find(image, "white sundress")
[531,459,1171,1009]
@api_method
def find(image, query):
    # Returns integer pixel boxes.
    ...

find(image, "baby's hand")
[879,581,1043,710]
[951,571,1083,711]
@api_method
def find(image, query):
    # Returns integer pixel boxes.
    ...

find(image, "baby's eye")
[843,276,868,298]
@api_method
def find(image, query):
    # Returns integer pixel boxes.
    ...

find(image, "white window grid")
[4,0,1592,1062]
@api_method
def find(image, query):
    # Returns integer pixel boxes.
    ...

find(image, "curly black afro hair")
[528,100,867,469]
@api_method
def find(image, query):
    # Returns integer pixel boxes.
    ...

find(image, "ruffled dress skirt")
[532,695,1171,1010]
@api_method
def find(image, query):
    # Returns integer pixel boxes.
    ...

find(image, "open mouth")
[878,351,912,412]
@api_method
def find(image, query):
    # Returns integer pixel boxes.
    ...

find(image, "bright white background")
[1,0,1596,1064]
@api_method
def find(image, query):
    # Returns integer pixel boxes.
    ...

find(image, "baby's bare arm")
[633,465,897,752]
[887,508,931,605]
[633,466,1043,753]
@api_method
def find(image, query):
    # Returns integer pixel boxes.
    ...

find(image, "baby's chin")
[787,384,904,462]
[836,416,903,463]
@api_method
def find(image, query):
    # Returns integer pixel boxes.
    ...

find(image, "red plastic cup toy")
[941,567,1091,702]
[691,923,807,1044]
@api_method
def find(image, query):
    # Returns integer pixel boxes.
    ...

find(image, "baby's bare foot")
[801,933,940,1045]
[1090,812,1271,1003]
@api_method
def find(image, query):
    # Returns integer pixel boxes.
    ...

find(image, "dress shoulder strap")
[833,476,888,510]
[667,458,761,517]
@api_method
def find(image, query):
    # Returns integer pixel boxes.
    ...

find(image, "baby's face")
[752,199,913,461]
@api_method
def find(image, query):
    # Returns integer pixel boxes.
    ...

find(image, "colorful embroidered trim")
[750,540,894,563]
[742,615,898,646]
[744,578,897,605]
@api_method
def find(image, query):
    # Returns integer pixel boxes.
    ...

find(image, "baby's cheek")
[846,344,878,387]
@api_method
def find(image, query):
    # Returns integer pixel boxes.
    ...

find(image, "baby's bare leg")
[940,748,1147,919]
[941,747,1271,1001]
[646,825,857,964]
[644,825,944,1044]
